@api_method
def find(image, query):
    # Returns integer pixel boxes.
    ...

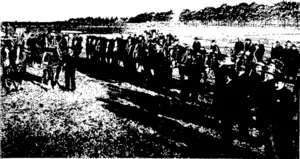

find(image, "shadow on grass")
[76,58,189,94]
[95,84,259,158]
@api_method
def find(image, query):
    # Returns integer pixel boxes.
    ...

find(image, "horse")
[113,37,127,67]
[1,38,27,92]
[41,44,61,88]
[24,34,46,68]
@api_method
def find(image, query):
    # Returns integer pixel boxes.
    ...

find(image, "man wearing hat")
[213,55,238,146]
[72,34,83,60]
[233,38,244,59]
[192,37,201,57]
[54,34,69,85]
[253,41,265,63]
[270,74,297,159]
[244,38,255,53]
[210,40,221,55]
[283,43,300,82]
[251,63,278,155]
[213,55,235,109]
[237,61,266,141]
[64,47,76,91]
[184,48,206,104]
[271,41,284,60]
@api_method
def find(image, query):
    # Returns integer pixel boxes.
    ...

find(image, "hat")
[211,40,216,43]
[222,57,235,65]
[265,64,276,75]
[255,62,265,67]
[194,37,200,40]
[265,69,275,75]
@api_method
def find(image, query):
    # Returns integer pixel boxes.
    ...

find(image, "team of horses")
[0,31,281,94]
[1,33,62,92]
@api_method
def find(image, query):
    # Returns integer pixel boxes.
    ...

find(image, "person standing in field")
[86,36,92,59]
[270,41,284,61]
[253,40,265,63]
[192,37,201,57]
[271,75,297,159]
[283,42,300,83]
[210,40,221,55]
[64,47,76,91]
[72,34,83,59]
[54,34,68,85]
[233,38,244,60]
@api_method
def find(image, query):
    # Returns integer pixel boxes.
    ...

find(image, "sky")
[0,0,299,22]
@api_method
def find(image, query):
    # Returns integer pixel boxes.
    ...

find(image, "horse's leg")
[55,64,62,84]
[1,68,10,92]
[42,67,47,84]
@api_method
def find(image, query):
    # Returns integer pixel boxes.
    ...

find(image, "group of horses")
[1,31,215,93]
[0,33,66,92]
[85,34,217,87]
[1,30,296,94]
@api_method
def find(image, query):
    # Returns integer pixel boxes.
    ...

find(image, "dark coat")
[234,41,244,55]
[210,45,221,54]
[254,44,265,62]
[272,87,295,125]
[283,48,300,76]
[271,45,284,60]
[192,41,201,54]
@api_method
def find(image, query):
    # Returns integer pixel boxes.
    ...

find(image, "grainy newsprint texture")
[0,0,299,158]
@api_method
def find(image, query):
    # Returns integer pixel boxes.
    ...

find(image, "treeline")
[127,10,174,23]
[179,1,300,27]
[1,16,128,34]
[68,16,128,26]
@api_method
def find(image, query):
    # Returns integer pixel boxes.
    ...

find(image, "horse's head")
[113,40,119,52]
[14,44,26,65]
[2,46,11,67]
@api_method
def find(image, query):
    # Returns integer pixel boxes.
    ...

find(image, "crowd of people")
[1,29,299,158]
[86,30,299,158]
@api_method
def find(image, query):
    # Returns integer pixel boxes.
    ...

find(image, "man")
[125,37,136,75]
[54,34,69,85]
[236,40,256,75]
[185,49,206,104]
[238,62,265,142]
[99,37,108,64]
[233,38,244,59]
[86,36,92,59]
[271,75,297,159]
[253,40,265,63]
[192,37,201,57]
[271,41,284,61]
[199,46,209,84]
[72,34,83,59]
[213,56,237,146]
[283,43,299,82]
[64,47,76,91]
[210,40,221,55]
[244,38,255,53]
[27,33,38,66]
[152,40,166,92]
[254,64,277,156]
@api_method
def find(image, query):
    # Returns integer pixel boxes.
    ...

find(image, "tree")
[179,9,192,24]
